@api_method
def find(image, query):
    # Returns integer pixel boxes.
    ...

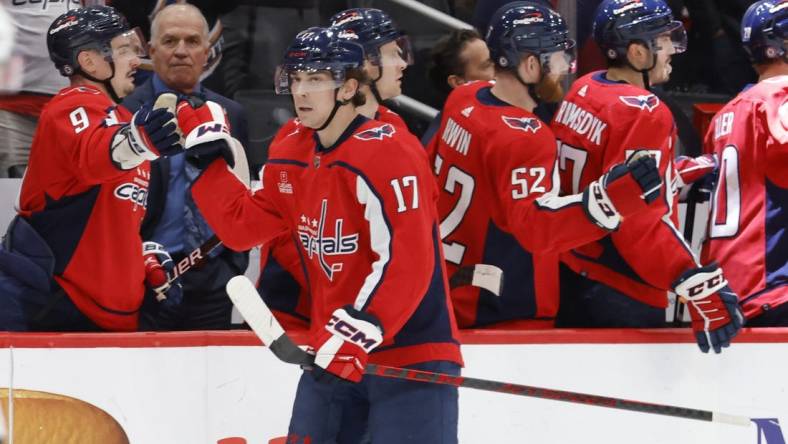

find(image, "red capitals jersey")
[429,81,611,327]
[257,104,411,329]
[194,115,462,368]
[19,85,149,331]
[702,76,788,319]
[551,71,698,307]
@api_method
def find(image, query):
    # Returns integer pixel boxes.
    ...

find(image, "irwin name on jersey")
[554,100,607,146]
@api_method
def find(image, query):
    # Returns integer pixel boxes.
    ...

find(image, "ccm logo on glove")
[684,273,725,298]
[327,314,379,351]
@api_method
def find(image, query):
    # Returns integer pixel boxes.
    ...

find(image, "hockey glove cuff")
[672,263,744,354]
[310,306,383,384]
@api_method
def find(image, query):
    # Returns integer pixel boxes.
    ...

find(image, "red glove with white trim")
[309,306,383,384]
[142,241,182,309]
[672,263,744,354]
[175,96,236,167]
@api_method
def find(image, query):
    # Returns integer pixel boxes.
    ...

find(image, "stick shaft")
[365,364,748,425]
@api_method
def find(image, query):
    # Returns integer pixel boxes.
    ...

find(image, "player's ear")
[447,74,466,89]
[341,77,359,102]
[516,54,540,83]
[76,49,97,76]
[626,42,650,70]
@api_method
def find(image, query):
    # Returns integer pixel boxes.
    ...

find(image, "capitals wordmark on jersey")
[298,199,360,281]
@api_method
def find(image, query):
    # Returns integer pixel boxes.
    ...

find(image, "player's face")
[109,32,143,98]
[459,38,494,83]
[369,40,408,100]
[648,33,676,85]
[149,10,210,93]
[290,70,342,129]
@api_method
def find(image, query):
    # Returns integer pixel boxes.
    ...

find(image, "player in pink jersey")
[184,27,462,443]
[702,0,788,326]
[0,6,183,332]
[427,2,661,328]
[551,0,744,353]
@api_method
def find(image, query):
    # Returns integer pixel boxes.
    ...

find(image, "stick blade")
[226,275,284,346]
[712,412,752,427]
[471,264,503,296]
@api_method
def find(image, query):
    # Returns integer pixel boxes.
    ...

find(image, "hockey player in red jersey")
[258,7,416,330]
[186,27,463,443]
[0,6,184,332]
[702,0,788,326]
[427,2,662,329]
[551,0,744,352]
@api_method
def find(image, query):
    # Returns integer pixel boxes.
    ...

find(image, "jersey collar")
[476,86,511,107]
[313,114,370,154]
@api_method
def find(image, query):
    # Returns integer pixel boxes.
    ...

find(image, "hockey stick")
[226,275,750,427]
[450,264,503,296]
[152,235,223,301]
[167,234,223,283]
[171,233,503,296]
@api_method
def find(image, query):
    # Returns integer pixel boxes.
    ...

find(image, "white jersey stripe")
[353,175,392,310]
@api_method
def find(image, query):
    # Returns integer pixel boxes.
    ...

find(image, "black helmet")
[47,6,131,77]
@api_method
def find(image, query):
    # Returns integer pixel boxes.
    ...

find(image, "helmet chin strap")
[512,56,544,103]
[369,63,385,105]
[625,44,658,91]
[78,61,123,103]
[315,88,351,132]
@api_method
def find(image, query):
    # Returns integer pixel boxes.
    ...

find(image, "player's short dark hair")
[427,29,483,95]
[345,67,370,107]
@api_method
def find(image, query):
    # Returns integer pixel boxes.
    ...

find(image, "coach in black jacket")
[123,3,250,330]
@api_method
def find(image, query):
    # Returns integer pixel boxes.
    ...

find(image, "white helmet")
[0,5,22,93]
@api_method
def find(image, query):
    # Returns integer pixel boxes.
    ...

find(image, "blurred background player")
[0,0,78,178]
[122,3,250,330]
[329,7,414,130]
[0,5,183,332]
[256,7,417,332]
[184,26,463,443]
[551,0,744,353]
[428,2,661,329]
[702,0,788,326]
[421,28,494,146]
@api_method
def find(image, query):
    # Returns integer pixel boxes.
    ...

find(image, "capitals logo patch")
[501,115,542,133]
[354,124,396,141]
[619,94,660,112]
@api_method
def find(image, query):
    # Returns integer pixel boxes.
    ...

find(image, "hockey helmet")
[592,0,687,61]
[741,0,788,64]
[485,1,576,75]
[329,8,413,67]
[274,27,366,95]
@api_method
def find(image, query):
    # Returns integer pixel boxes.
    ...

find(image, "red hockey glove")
[112,93,182,170]
[672,264,744,354]
[175,96,236,166]
[582,150,661,230]
[674,154,717,189]
[142,241,182,309]
[175,96,251,187]
[310,306,383,384]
